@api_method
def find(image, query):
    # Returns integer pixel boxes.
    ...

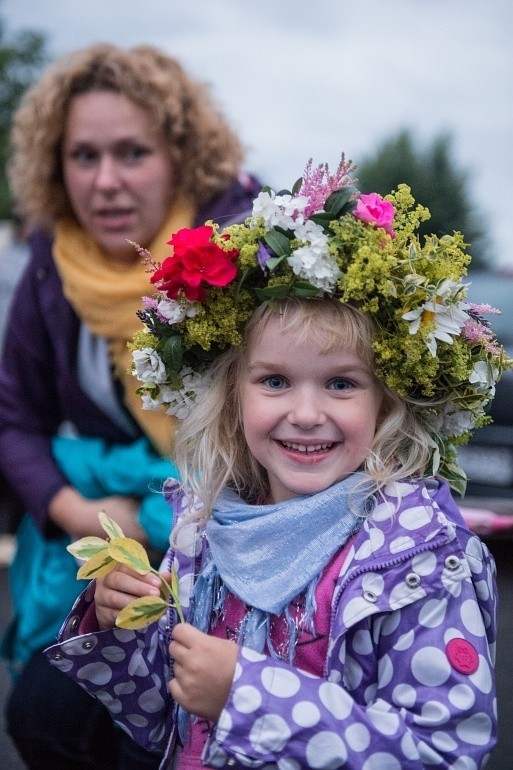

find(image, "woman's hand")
[49,485,146,541]
[95,563,162,630]
[168,623,238,722]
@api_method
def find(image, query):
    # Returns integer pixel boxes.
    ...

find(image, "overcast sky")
[3,0,512,268]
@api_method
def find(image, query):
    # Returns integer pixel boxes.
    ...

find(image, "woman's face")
[62,91,175,262]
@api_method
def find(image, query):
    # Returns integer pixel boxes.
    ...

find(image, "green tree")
[0,16,48,219]
[356,129,489,269]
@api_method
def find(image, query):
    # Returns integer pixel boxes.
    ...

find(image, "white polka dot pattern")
[45,479,497,768]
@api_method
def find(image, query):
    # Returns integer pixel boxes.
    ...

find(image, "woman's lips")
[94,208,136,230]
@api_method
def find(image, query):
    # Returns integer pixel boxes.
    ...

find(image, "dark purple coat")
[0,176,262,532]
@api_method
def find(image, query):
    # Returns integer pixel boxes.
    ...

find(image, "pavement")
[0,567,25,769]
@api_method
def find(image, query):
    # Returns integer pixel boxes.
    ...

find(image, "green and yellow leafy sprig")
[67,512,184,629]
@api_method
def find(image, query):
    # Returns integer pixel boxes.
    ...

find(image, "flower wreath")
[130,155,511,494]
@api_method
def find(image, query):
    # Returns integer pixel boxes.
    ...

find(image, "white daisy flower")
[403,300,469,356]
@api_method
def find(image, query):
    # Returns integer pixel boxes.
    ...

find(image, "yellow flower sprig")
[67,511,184,629]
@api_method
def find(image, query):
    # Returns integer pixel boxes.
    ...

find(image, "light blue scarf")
[177,474,372,741]
[189,473,372,657]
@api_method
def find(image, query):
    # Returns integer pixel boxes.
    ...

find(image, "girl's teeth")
[282,441,332,453]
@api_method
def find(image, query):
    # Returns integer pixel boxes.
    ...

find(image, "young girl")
[46,158,504,769]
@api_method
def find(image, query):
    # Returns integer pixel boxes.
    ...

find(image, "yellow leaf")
[67,537,108,561]
[76,550,117,579]
[115,596,168,629]
[159,578,171,601]
[108,537,151,575]
[171,568,179,598]
[98,511,125,540]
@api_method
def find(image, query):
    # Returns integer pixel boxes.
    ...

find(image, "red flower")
[151,226,239,302]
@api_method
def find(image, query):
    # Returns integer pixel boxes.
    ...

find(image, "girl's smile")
[240,316,383,503]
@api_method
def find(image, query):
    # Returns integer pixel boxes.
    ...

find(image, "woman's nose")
[94,155,121,191]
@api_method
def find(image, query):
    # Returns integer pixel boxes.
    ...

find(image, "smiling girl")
[46,157,505,769]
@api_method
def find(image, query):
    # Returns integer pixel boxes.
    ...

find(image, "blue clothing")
[2,435,177,671]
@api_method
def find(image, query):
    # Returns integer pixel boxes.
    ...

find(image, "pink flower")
[353,193,396,237]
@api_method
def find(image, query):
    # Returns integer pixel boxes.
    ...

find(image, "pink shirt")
[177,541,352,769]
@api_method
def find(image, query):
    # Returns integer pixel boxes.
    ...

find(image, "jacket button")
[363,590,377,603]
[405,572,421,588]
[445,555,461,571]
[69,618,79,633]
[51,651,63,660]
[82,640,94,650]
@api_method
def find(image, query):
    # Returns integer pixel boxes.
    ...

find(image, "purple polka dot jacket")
[45,479,497,769]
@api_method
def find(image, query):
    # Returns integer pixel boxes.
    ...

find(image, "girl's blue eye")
[264,375,287,390]
[329,378,352,391]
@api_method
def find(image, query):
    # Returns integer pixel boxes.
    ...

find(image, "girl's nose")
[286,389,326,428]
[95,155,121,191]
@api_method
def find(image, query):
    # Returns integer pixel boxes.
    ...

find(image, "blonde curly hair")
[8,43,245,229]
[175,299,433,518]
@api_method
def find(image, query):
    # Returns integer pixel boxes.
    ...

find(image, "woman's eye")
[264,375,287,390]
[70,148,97,165]
[119,145,150,164]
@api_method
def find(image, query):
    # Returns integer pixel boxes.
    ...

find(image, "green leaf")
[254,285,293,301]
[264,230,291,258]
[265,256,287,271]
[116,596,169,629]
[324,187,357,217]
[292,282,322,298]
[76,550,117,580]
[159,577,171,601]
[171,568,179,599]
[67,537,109,561]
[108,537,152,575]
[98,511,125,540]
[161,335,183,372]
[291,177,303,195]
[308,212,335,229]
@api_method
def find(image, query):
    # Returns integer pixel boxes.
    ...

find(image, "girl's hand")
[169,623,238,722]
[95,563,162,630]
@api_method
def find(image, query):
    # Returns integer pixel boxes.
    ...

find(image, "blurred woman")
[0,42,261,769]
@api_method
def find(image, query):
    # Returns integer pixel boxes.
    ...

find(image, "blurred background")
[0,1,512,767]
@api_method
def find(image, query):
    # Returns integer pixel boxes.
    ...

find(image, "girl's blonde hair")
[174,298,434,520]
[8,43,245,229]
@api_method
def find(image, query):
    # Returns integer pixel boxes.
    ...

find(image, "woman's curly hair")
[8,43,245,229]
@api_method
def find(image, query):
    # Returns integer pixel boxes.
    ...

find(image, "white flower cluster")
[252,190,341,292]
[132,347,167,385]
[428,403,477,439]
[156,297,198,325]
[135,360,205,420]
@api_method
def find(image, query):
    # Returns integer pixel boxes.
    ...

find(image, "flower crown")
[130,155,511,494]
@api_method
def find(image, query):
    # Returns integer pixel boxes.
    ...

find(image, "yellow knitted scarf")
[53,201,195,457]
